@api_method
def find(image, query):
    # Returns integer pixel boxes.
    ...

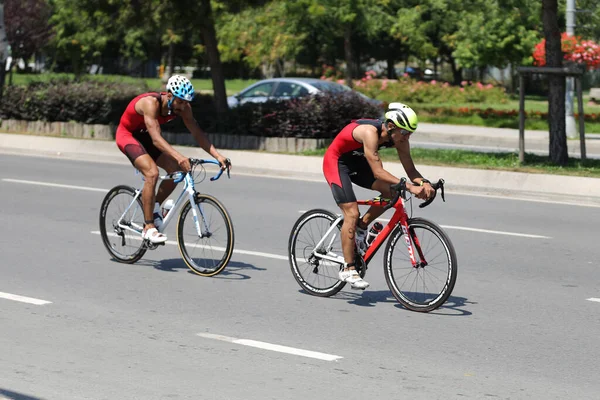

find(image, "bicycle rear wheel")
[384,217,457,312]
[177,194,234,277]
[99,185,147,263]
[288,209,346,297]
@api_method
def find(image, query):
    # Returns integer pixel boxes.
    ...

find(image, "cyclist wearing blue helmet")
[116,75,231,244]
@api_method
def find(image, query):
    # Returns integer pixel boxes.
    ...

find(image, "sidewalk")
[414,123,600,158]
[1,126,600,206]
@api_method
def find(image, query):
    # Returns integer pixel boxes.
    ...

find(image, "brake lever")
[418,178,445,209]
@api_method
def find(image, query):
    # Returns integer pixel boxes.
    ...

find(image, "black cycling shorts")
[327,154,376,204]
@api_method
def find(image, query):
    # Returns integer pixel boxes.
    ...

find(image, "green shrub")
[0,79,383,138]
[1,78,149,125]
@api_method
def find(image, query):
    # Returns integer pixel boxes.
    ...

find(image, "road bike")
[288,178,457,312]
[99,158,234,277]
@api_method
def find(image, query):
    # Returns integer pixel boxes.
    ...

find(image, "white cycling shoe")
[142,227,167,244]
[339,269,370,290]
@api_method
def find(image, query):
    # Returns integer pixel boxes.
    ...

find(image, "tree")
[217,1,306,77]
[453,1,540,73]
[48,0,113,77]
[542,0,567,166]
[198,0,229,119]
[5,0,53,69]
[391,0,482,84]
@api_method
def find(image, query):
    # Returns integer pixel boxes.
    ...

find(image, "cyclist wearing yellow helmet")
[322,102,434,289]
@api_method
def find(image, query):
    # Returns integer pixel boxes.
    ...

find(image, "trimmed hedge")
[1,79,383,138]
[0,78,149,125]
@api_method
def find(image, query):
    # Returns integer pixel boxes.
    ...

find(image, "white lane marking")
[587,298,600,303]
[197,332,342,361]
[439,225,551,239]
[0,291,52,305]
[90,231,288,261]
[2,178,107,192]
[297,211,551,239]
[449,191,600,209]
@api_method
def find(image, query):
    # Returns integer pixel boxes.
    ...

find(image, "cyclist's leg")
[338,201,360,265]
[325,160,369,288]
[133,154,160,230]
[155,153,179,205]
[346,156,383,229]
[117,128,165,242]
[360,179,393,225]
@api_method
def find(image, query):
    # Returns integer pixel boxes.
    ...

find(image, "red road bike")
[288,178,457,312]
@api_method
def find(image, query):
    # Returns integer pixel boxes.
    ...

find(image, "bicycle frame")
[311,196,426,269]
[116,160,224,238]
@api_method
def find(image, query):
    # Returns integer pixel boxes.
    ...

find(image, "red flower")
[533,33,600,70]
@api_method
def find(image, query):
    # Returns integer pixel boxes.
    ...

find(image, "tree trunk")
[387,55,395,79]
[343,23,353,87]
[199,0,228,120]
[162,41,174,84]
[0,0,9,101]
[543,0,568,166]
[449,57,462,85]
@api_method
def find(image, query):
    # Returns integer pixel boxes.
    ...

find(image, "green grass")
[300,147,600,178]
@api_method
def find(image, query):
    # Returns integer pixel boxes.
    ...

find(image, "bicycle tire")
[177,193,234,277]
[99,185,147,263]
[289,209,347,297]
[384,217,457,312]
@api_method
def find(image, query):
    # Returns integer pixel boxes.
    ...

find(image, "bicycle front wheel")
[288,209,346,297]
[384,217,457,312]
[177,194,234,277]
[99,185,147,263]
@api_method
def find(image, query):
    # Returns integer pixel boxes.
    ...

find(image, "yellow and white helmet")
[384,102,418,133]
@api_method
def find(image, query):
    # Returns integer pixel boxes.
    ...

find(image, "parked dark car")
[227,77,382,108]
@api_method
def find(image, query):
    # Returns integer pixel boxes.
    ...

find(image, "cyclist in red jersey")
[116,75,231,244]
[323,102,434,289]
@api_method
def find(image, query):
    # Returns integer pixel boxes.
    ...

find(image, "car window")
[310,81,351,93]
[241,82,274,98]
[273,82,309,97]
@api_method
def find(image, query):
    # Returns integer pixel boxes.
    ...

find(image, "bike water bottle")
[162,199,175,217]
[366,222,384,246]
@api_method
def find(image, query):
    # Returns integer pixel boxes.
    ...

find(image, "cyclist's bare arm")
[136,97,188,166]
[180,104,229,166]
[396,140,433,198]
[355,125,401,185]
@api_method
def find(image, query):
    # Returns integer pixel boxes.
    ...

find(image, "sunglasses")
[390,127,413,137]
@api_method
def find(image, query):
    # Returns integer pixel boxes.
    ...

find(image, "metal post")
[565,0,577,138]
[576,77,586,160]
[519,74,525,163]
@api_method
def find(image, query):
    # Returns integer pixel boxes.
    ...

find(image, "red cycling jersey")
[323,119,391,204]
[116,92,177,163]
[118,92,176,134]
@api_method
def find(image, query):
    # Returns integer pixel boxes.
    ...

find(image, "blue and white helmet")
[166,75,195,102]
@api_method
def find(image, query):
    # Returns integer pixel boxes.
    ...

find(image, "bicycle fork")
[400,220,427,268]
[184,175,211,238]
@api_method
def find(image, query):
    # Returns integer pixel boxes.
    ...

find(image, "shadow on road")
[299,289,473,315]
[0,389,45,400]
[132,257,266,280]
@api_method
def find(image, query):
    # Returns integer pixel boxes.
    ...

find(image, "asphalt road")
[1,154,599,400]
